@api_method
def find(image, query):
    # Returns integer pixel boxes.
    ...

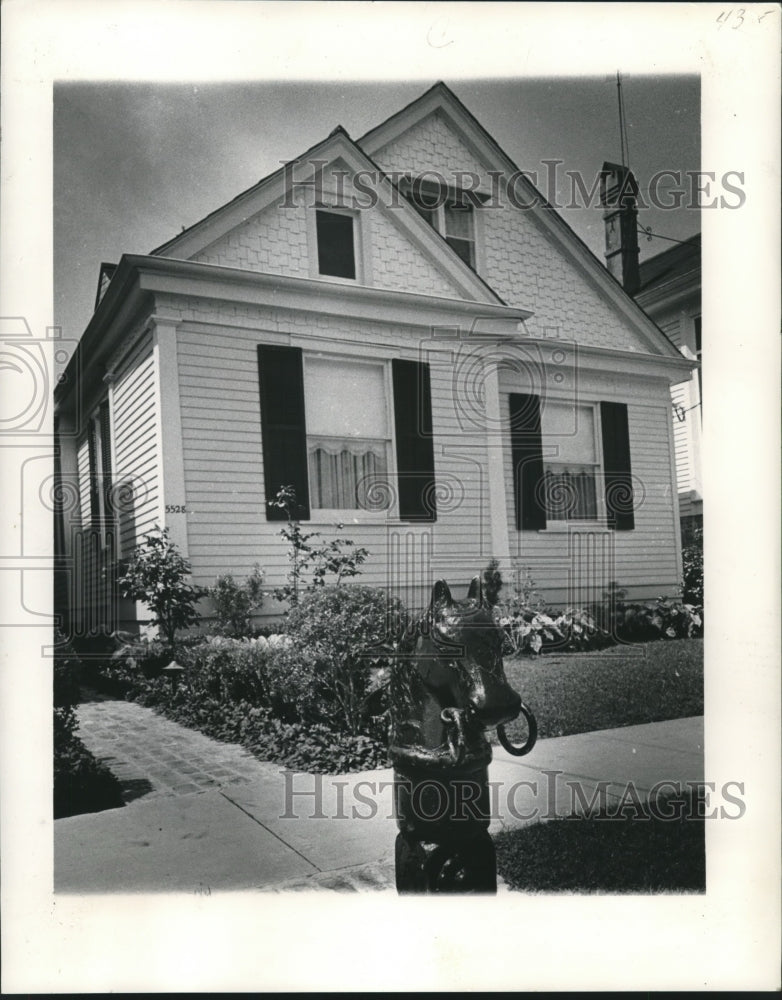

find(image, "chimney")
[600,162,640,296]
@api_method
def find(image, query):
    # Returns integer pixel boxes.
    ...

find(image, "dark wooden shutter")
[509,393,546,531]
[600,401,634,531]
[87,417,101,529]
[392,359,436,522]
[257,345,310,521]
[98,400,113,524]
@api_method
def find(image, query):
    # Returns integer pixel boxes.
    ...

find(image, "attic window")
[401,179,477,270]
[316,209,356,279]
[443,198,475,268]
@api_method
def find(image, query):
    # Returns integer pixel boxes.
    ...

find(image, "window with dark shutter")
[87,417,101,531]
[600,401,634,531]
[316,210,356,279]
[98,400,114,529]
[392,359,436,522]
[257,345,310,521]
[85,401,115,550]
[509,393,546,531]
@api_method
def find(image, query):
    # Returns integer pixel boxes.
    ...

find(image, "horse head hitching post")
[389,575,537,893]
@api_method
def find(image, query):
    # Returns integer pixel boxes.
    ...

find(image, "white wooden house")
[53,82,694,635]
[636,235,702,540]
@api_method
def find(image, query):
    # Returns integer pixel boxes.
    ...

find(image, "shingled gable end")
[54,83,694,637]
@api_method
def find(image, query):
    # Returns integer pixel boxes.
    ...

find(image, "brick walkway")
[76,695,283,802]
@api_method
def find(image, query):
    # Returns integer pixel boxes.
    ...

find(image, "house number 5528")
[165,504,187,513]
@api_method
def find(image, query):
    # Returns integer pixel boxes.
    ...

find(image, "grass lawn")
[495,791,705,893]
[499,637,703,742]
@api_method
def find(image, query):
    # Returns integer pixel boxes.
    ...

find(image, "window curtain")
[308,440,388,509]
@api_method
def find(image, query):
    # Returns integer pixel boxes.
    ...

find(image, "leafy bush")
[268,486,369,606]
[53,639,124,818]
[552,607,609,651]
[682,527,704,606]
[132,688,388,773]
[111,631,171,676]
[285,585,407,735]
[491,566,605,655]
[592,581,629,635]
[175,635,297,717]
[613,598,702,641]
[496,606,560,655]
[492,571,702,655]
[209,564,265,636]
[481,558,503,608]
[54,708,125,818]
[117,526,205,646]
[54,629,82,707]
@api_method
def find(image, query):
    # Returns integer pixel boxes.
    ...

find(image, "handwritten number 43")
[717,9,775,27]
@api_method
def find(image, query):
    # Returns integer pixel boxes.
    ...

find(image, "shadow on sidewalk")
[118,777,155,804]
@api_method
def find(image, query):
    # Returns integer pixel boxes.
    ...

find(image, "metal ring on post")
[497,702,538,757]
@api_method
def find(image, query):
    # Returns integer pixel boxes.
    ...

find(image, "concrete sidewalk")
[55,698,704,894]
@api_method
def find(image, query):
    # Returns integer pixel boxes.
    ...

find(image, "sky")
[54,75,700,345]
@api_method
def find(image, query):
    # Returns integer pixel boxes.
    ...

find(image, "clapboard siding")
[498,365,680,604]
[111,329,159,553]
[672,383,691,491]
[640,304,701,510]
[176,312,493,598]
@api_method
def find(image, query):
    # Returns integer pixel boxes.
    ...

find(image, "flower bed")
[101,585,404,774]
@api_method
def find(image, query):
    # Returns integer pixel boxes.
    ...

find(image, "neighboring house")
[598,163,702,543]
[636,235,702,541]
[54,83,694,636]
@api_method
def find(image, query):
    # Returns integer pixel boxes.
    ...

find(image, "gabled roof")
[113,80,688,362]
[638,233,701,295]
[150,120,504,307]
[359,81,685,360]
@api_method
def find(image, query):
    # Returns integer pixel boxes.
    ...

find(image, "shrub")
[111,631,170,677]
[54,629,82,707]
[285,585,407,735]
[53,640,124,818]
[614,598,702,641]
[131,634,323,724]
[54,709,125,818]
[593,581,629,635]
[496,606,560,655]
[117,526,205,647]
[491,567,598,655]
[209,564,265,636]
[552,607,609,651]
[268,486,369,606]
[132,689,388,773]
[481,558,503,608]
[682,527,704,606]
[492,573,705,655]
[177,636,279,710]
